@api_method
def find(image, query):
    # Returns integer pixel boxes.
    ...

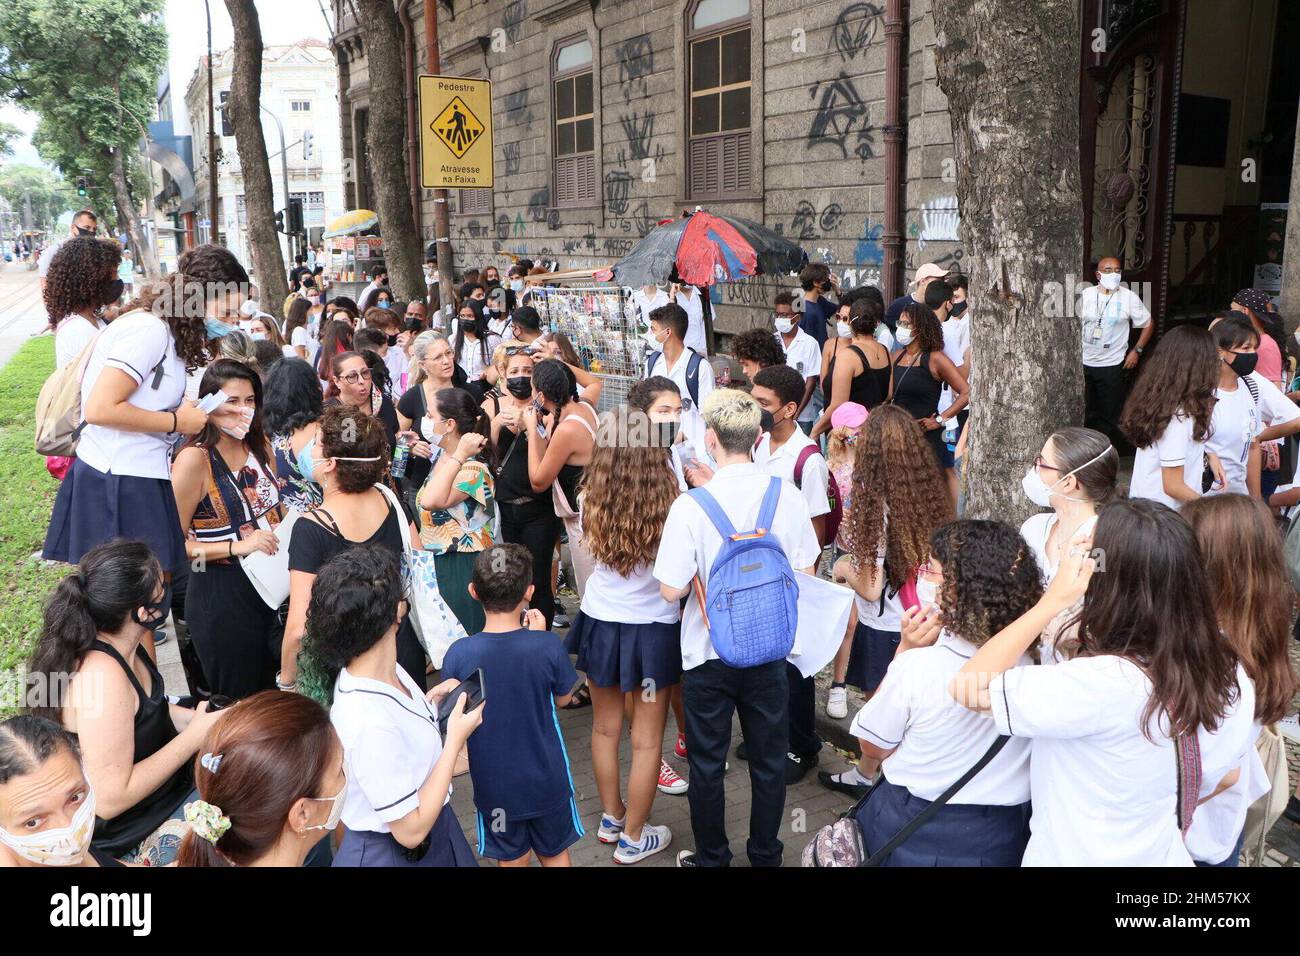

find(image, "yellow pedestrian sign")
[419,75,493,188]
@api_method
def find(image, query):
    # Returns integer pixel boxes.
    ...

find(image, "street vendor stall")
[322,210,384,302]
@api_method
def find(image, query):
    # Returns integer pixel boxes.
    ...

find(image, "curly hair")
[900,302,944,353]
[928,520,1043,647]
[43,238,121,328]
[304,545,404,689]
[842,404,954,591]
[1120,324,1218,447]
[317,403,389,493]
[580,407,682,576]
[731,327,785,370]
[129,243,249,371]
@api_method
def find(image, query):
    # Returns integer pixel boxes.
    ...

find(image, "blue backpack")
[687,476,799,668]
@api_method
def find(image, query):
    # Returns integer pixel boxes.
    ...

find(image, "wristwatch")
[1134,346,1144,355]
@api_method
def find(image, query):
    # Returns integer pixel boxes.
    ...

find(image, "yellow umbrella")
[322,209,379,239]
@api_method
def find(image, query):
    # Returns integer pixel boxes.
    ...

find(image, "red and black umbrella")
[610,210,807,288]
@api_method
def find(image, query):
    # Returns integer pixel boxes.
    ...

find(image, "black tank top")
[493,394,537,503]
[88,641,193,857]
[891,351,943,420]
[826,342,890,410]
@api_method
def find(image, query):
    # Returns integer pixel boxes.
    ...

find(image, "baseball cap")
[831,402,868,430]
[914,263,948,286]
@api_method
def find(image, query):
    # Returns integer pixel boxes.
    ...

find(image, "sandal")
[561,680,592,709]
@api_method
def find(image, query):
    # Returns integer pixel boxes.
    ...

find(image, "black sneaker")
[818,769,871,799]
[676,849,698,867]
[785,750,819,784]
[1285,796,1300,826]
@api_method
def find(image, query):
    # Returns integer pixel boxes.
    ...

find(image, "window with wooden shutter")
[459,188,492,215]
[552,37,597,207]
[687,2,753,201]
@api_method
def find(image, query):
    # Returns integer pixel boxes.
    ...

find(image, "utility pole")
[261,104,294,262]
[205,0,221,246]
[424,0,455,322]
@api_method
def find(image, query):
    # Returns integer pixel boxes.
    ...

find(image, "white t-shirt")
[1129,412,1203,510]
[581,561,681,625]
[54,314,105,369]
[938,314,970,413]
[989,655,1192,866]
[331,664,449,834]
[875,323,897,353]
[1206,373,1300,495]
[76,311,186,480]
[1079,285,1151,367]
[631,288,669,327]
[677,288,708,355]
[384,346,410,390]
[778,329,823,423]
[653,463,820,670]
[37,237,66,278]
[753,427,831,520]
[1019,512,1057,585]
[290,325,311,355]
[852,631,1032,805]
[648,348,715,458]
[453,329,497,382]
[1187,665,1264,864]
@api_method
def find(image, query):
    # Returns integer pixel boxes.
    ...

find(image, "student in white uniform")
[309,545,483,867]
[1018,427,1118,584]
[848,520,1044,866]
[630,284,669,329]
[45,238,118,368]
[772,292,823,433]
[644,303,714,459]
[951,498,1241,866]
[675,283,708,355]
[1205,314,1300,496]
[653,388,820,868]
[1120,324,1225,509]
[1183,495,1298,866]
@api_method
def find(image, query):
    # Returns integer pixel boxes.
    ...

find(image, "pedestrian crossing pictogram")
[431,96,485,158]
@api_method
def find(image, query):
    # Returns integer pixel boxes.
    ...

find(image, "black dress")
[891,350,946,467]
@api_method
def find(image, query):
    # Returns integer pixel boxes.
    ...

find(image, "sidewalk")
[0,260,52,370]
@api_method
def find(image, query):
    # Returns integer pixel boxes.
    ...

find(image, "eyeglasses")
[1033,455,1061,474]
[337,368,372,385]
[919,563,944,580]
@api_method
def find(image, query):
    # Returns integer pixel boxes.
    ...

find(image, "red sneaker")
[657,759,688,795]
[674,732,687,760]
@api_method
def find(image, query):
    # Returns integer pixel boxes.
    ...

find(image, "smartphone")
[436,668,486,737]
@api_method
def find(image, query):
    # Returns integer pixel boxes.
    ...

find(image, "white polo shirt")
[851,631,1032,805]
[648,348,715,459]
[777,329,823,423]
[631,288,669,326]
[1079,284,1151,367]
[753,426,831,520]
[1129,412,1203,510]
[653,462,820,670]
[330,664,449,835]
[676,288,708,355]
[581,562,681,625]
[1206,373,1300,495]
[938,314,970,413]
[54,314,105,369]
[76,310,186,480]
[989,655,1192,866]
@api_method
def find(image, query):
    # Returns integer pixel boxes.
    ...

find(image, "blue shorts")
[475,801,584,861]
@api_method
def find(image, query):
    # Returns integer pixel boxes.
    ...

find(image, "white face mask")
[774,317,794,335]
[644,328,664,350]
[836,321,852,338]
[510,278,524,293]
[218,407,255,441]
[895,327,914,346]
[0,786,96,866]
[249,331,267,341]
[915,577,939,609]
[301,771,347,833]
[1021,446,1112,507]
[1098,272,1122,291]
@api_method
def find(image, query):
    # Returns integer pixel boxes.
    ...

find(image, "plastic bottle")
[391,433,410,479]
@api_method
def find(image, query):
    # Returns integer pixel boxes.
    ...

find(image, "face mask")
[510,279,524,293]
[75,226,96,238]
[0,786,96,866]
[249,331,267,342]
[656,420,680,447]
[505,376,533,399]
[218,411,254,441]
[378,301,391,309]
[205,317,237,339]
[916,577,939,609]
[836,321,852,338]
[1228,352,1258,378]
[774,317,794,335]
[1021,445,1112,507]
[296,436,318,483]
[759,409,775,434]
[102,278,124,305]
[950,301,968,318]
[895,327,914,346]
[1098,272,1122,291]
[643,328,664,350]
[130,580,171,629]
[301,772,347,833]
[387,334,399,348]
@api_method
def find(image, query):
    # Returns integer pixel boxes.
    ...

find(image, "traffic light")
[302,130,315,162]
[76,177,87,197]
[275,209,285,234]
[287,198,304,236]
[219,91,234,137]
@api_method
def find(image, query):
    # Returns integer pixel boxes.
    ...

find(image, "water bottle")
[391,433,410,479]
[943,420,958,451]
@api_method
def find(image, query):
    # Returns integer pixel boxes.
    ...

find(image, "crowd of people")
[2,224,1297,870]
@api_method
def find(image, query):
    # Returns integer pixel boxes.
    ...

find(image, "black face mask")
[131,581,172,630]
[656,420,680,448]
[387,334,399,347]
[950,301,968,317]
[75,225,95,238]
[759,409,775,434]
[505,376,533,399]
[1228,352,1258,378]
[102,278,125,305]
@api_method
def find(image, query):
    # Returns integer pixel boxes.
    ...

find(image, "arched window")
[552,36,596,207]
[686,0,752,200]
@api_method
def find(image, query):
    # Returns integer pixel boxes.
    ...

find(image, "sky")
[1,0,333,171]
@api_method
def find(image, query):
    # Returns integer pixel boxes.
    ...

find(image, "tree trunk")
[109,148,159,279]
[930,0,1085,526]
[354,0,424,302]
[224,0,289,318]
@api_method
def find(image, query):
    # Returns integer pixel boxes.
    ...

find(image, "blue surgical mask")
[205,317,237,339]
[296,436,319,483]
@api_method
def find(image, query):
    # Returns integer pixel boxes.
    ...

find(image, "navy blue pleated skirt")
[43,458,188,573]
[855,779,1030,867]
[333,806,477,867]
[566,612,683,693]
[845,622,900,693]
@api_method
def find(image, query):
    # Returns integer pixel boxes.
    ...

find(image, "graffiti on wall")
[829,3,882,62]
[502,142,520,176]
[788,200,845,240]
[807,73,876,163]
[916,195,961,250]
[616,33,654,103]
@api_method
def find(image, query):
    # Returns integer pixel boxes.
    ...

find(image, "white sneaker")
[658,759,688,795]
[614,823,672,864]
[1279,713,1300,745]
[597,812,625,844]
[826,686,848,719]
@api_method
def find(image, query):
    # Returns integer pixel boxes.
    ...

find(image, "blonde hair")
[492,339,531,372]
[701,388,761,454]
